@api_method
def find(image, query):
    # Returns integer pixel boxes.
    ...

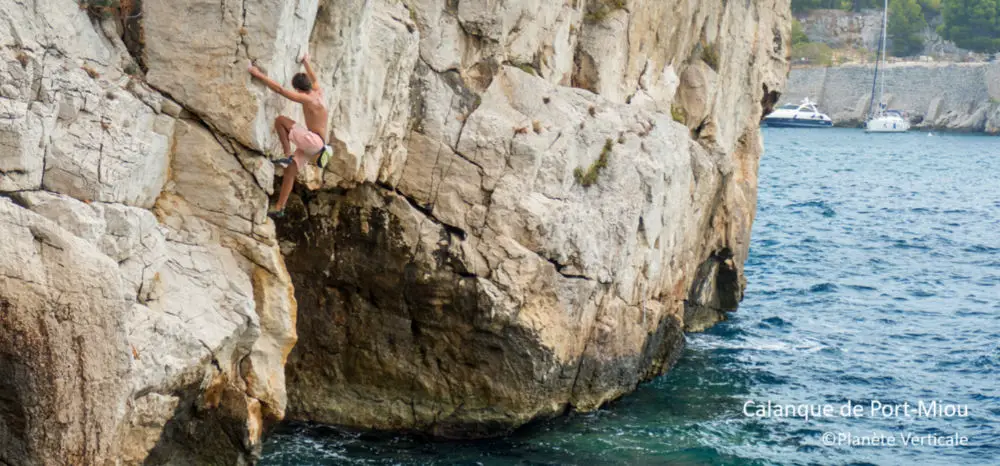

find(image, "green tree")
[849,0,884,11]
[918,0,943,18]
[888,0,928,55]
[791,0,916,13]
[939,0,1000,52]
[792,0,851,13]
[792,0,1000,54]
[792,19,810,45]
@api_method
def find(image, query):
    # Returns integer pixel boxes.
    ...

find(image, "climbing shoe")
[267,209,286,220]
[273,156,294,168]
[317,145,332,169]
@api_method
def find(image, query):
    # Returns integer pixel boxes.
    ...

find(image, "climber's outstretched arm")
[248,64,310,104]
[300,52,320,92]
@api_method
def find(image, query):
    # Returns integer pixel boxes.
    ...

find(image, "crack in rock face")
[0,0,791,461]
[1,1,299,464]
[274,0,792,438]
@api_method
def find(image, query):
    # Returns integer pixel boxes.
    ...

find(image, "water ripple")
[262,128,1000,465]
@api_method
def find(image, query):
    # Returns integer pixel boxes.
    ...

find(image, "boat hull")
[865,117,910,133]
[763,117,834,128]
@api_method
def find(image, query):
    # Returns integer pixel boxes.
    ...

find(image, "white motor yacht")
[763,98,833,128]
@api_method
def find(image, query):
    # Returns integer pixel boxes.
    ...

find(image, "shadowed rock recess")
[0,0,789,463]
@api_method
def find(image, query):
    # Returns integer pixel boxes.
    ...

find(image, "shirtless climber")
[248,51,331,219]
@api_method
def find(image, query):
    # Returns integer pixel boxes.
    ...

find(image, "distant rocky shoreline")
[783,62,1000,134]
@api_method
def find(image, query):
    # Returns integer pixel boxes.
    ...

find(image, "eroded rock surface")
[1,1,294,464]
[1,0,789,462]
[280,0,790,437]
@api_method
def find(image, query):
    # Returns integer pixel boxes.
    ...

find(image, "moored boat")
[866,109,911,133]
[865,0,909,133]
[763,98,833,128]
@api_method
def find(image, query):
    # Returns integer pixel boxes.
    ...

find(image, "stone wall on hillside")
[784,63,1000,133]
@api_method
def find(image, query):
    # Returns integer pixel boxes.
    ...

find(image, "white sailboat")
[865,0,910,133]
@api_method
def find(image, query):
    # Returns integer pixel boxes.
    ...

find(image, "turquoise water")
[261,128,1000,465]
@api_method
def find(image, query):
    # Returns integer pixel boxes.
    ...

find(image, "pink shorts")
[289,124,325,168]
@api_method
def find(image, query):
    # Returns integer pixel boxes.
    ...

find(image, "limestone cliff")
[785,63,1000,133]
[0,0,789,464]
[280,0,790,437]
[795,9,973,59]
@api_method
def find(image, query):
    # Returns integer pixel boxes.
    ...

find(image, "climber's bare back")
[299,90,328,140]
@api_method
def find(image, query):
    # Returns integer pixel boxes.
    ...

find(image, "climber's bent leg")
[274,115,295,157]
[288,124,325,167]
[272,153,300,215]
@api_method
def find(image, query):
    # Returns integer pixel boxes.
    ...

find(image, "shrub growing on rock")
[574,139,614,187]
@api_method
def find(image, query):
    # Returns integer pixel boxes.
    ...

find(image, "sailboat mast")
[879,0,889,115]
[867,9,884,122]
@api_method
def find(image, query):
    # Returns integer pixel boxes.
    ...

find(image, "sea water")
[261,128,1000,465]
